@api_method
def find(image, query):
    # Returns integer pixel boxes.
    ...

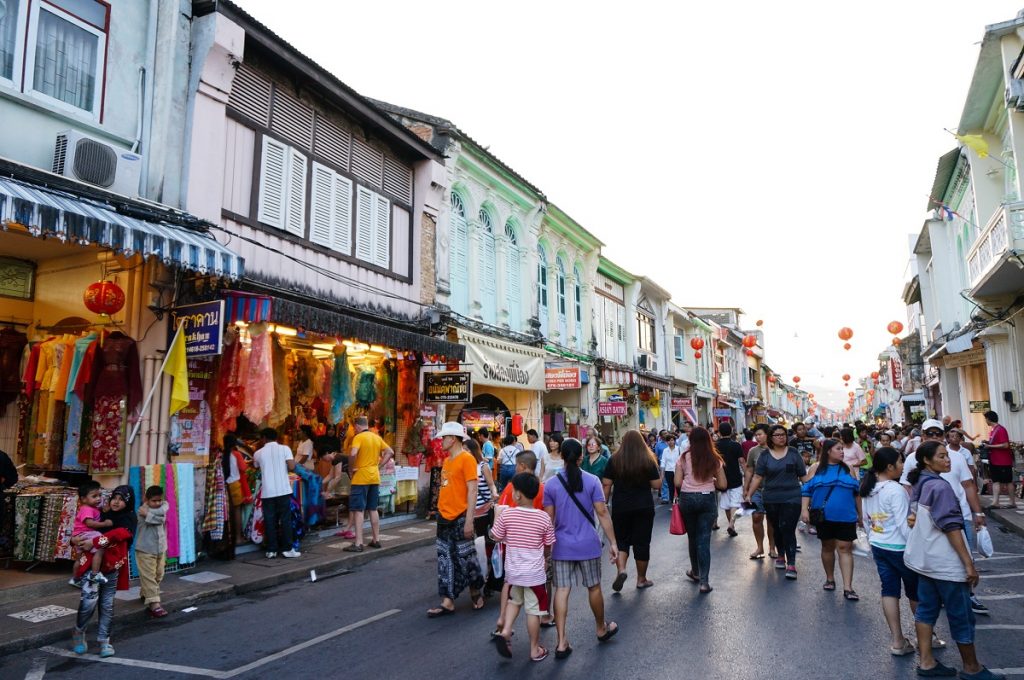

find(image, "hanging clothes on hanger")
[86,331,142,474]
[243,322,273,424]
[0,327,27,416]
[62,332,98,472]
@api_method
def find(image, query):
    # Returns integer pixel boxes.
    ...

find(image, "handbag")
[669,501,687,535]
[808,484,836,526]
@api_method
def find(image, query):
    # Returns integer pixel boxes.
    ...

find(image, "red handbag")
[669,502,687,535]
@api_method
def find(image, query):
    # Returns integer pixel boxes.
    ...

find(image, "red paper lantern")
[742,334,757,348]
[843,343,852,351]
[892,338,902,346]
[767,374,776,384]
[690,337,705,351]
[694,350,702,359]
[83,280,125,316]
[838,327,853,341]
[870,371,879,380]
[887,321,904,335]
[842,374,850,382]
[793,376,801,384]
[755,319,764,327]
[744,348,754,356]
[848,391,854,397]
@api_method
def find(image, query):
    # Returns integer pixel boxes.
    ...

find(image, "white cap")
[802,416,816,425]
[921,418,944,433]
[433,421,470,441]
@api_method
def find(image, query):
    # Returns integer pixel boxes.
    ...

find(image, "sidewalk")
[0,519,436,657]
[981,495,1024,538]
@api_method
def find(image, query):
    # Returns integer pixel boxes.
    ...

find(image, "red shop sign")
[598,401,628,417]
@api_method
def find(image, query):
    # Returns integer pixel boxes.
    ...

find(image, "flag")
[955,133,989,158]
[164,322,189,416]
[941,205,955,221]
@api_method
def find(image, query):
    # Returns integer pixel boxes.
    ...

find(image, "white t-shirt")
[226,453,241,484]
[296,439,315,470]
[947,445,974,471]
[661,444,683,472]
[539,450,565,482]
[531,440,547,460]
[900,451,972,520]
[255,442,294,498]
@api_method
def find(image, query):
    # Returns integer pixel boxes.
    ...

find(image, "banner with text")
[168,300,225,358]
[461,330,546,391]
[545,364,581,390]
[598,401,628,417]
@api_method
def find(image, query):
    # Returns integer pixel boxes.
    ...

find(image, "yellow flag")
[164,323,189,416]
[955,133,989,158]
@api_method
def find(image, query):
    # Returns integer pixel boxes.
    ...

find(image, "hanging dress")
[61,332,97,472]
[86,332,142,475]
[243,322,273,424]
[267,336,291,428]
[215,329,246,434]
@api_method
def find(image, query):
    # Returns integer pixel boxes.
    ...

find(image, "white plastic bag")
[853,528,871,558]
[490,542,504,579]
[976,526,995,558]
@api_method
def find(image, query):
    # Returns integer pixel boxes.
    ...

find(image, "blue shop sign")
[168,300,225,357]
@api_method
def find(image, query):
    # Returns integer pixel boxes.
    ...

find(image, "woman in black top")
[715,423,745,537]
[602,430,662,592]
[745,424,807,579]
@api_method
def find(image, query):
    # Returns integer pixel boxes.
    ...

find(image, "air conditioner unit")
[1007,79,1024,111]
[52,130,142,197]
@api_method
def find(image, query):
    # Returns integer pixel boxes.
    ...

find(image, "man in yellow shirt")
[340,416,393,552]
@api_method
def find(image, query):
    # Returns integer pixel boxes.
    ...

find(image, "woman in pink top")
[674,427,726,592]
[983,411,1017,509]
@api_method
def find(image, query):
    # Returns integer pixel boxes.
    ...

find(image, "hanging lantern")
[767,374,776,384]
[745,348,754,356]
[83,280,126,316]
[742,334,757,348]
[843,343,851,351]
[871,371,879,380]
[808,393,815,399]
[837,327,854,341]
[887,321,904,335]
[848,391,854,397]
[892,338,902,346]
[793,376,800,384]
[842,374,850,382]
[844,382,849,387]
[756,319,764,327]
[694,350,702,359]
[690,337,705,351]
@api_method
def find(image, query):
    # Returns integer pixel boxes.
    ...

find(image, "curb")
[983,505,1024,540]
[0,534,435,658]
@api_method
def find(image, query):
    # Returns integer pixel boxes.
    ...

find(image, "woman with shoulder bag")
[467,438,500,595]
[800,439,861,599]
[674,426,726,593]
[745,424,806,579]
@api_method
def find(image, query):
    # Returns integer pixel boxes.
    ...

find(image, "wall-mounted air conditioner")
[52,130,142,197]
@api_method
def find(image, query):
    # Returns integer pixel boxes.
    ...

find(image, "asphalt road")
[3,507,1023,680]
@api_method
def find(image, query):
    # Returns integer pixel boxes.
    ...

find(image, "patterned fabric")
[89,395,127,474]
[33,493,62,561]
[291,464,323,526]
[202,457,227,540]
[14,494,42,561]
[62,393,87,471]
[243,323,273,423]
[54,492,77,560]
[0,491,16,558]
[435,516,484,600]
[175,464,196,565]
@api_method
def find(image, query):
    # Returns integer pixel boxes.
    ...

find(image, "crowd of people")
[427,412,1018,678]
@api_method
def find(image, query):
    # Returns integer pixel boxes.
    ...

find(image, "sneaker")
[785,566,798,580]
[68,577,82,589]
[98,641,115,658]
[282,550,302,558]
[795,544,802,553]
[93,572,108,584]
[265,551,277,559]
[774,558,786,569]
[72,629,87,655]
[970,596,990,615]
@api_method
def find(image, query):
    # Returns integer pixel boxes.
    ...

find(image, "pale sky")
[236,0,1023,410]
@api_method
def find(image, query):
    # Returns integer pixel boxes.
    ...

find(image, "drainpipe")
[138,0,158,197]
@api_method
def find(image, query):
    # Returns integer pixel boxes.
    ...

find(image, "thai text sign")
[969,400,991,413]
[598,401,627,417]
[424,372,471,403]
[545,365,581,390]
[671,397,693,410]
[461,330,546,391]
[169,300,225,357]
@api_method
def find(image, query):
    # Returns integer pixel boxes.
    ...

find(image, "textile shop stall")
[541,354,594,441]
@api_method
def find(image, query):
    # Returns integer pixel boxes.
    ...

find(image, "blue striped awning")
[0,177,243,280]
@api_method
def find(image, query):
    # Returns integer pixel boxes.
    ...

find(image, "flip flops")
[531,646,549,662]
[844,590,860,601]
[555,645,573,660]
[890,639,915,656]
[612,572,627,592]
[492,634,512,658]
[749,552,766,560]
[597,621,619,642]
[427,605,455,618]
[823,580,836,591]
[636,581,654,589]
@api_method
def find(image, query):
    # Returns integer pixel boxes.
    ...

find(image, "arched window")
[556,257,567,340]
[573,265,583,350]
[478,208,496,325]
[504,220,521,330]
[448,192,468,315]
[537,244,548,336]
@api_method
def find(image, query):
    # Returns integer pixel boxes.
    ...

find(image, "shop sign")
[890,358,903,390]
[910,404,926,414]
[169,358,213,464]
[598,401,627,417]
[420,405,438,418]
[461,330,546,391]
[461,409,504,432]
[168,300,225,358]
[753,407,768,420]
[969,400,991,413]
[545,364,581,390]
[671,397,693,410]
[424,372,471,403]
[943,348,986,369]
[713,408,732,417]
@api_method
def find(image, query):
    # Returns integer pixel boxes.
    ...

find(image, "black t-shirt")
[602,457,660,512]
[789,436,817,465]
[716,439,745,489]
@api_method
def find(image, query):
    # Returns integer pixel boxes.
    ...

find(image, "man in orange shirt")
[428,422,484,618]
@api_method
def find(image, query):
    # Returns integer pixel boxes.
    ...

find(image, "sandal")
[367,540,382,549]
[148,606,169,618]
[427,605,455,618]
[555,645,573,660]
[492,634,512,658]
[531,646,549,662]
[768,550,778,559]
[823,580,836,591]
[685,570,700,583]
[612,572,627,592]
[843,590,860,601]
[749,552,766,560]
[699,584,713,594]
[636,580,654,589]
[890,638,915,656]
[916,661,957,676]
[343,544,364,553]
[471,592,485,610]
[597,621,619,642]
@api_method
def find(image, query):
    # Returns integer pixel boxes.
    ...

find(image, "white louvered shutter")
[373,193,390,268]
[506,245,520,330]
[356,186,374,261]
[257,137,287,229]
[332,174,352,254]
[310,163,333,247]
[285,148,307,237]
[481,231,496,324]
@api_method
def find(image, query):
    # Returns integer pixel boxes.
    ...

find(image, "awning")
[601,368,634,385]
[0,176,243,279]
[873,405,887,417]
[946,331,976,354]
[636,372,671,389]
[695,389,715,400]
[900,393,925,404]
[717,397,739,409]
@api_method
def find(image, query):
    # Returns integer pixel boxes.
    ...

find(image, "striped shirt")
[475,462,493,509]
[490,507,555,586]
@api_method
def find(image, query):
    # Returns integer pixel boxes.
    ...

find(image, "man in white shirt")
[527,429,546,460]
[253,427,300,559]
[946,429,977,479]
[900,419,987,614]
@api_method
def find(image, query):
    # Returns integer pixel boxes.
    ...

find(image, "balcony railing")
[967,201,1024,285]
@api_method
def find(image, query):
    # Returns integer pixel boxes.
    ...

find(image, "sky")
[235,0,1024,409]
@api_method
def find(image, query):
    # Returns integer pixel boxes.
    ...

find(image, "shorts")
[915,574,975,644]
[750,490,766,515]
[228,481,243,506]
[611,507,655,560]
[815,520,857,542]
[349,484,380,511]
[871,546,918,600]
[718,487,743,510]
[509,584,549,616]
[552,558,601,589]
[990,464,1014,484]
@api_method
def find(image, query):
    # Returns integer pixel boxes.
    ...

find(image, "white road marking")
[398,527,432,534]
[978,555,1024,562]
[976,624,1024,630]
[24,657,47,680]
[40,608,401,678]
[9,606,78,623]
[990,669,1024,676]
[980,572,1024,580]
[977,593,1024,601]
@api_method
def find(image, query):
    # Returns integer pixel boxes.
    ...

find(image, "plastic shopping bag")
[490,542,504,579]
[852,528,871,558]
[976,526,995,558]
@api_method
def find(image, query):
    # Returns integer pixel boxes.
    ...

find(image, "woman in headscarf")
[71,485,136,658]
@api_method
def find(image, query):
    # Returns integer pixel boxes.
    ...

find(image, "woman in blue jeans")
[745,424,806,579]
[674,427,726,593]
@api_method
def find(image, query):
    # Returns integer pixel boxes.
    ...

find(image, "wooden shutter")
[355,186,373,261]
[257,136,287,229]
[373,193,390,268]
[332,174,352,254]
[285,148,307,237]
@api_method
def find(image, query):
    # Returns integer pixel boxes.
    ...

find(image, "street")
[3,508,1023,680]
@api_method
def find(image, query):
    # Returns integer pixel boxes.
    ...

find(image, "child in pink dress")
[73,481,112,583]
